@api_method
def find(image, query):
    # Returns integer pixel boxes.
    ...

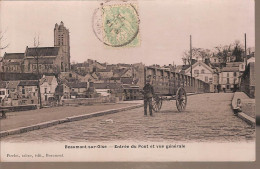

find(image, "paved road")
[0,103,135,131]
[2,93,255,142]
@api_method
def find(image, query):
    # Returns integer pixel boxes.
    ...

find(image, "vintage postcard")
[0,0,255,162]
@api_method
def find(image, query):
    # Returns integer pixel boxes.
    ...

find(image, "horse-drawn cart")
[144,66,209,112]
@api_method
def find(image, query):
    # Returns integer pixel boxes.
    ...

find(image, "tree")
[232,40,244,62]
[182,48,212,65]
[33,35,43,108]
[0,30,9,50]
[214,44,231,63]
[214,40,245,63]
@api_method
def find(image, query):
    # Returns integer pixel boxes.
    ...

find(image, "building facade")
[40,75,58,104]
[184,61,214,83]
[23,47,63,73]
[219,67,240,92]
[2,53,24,73]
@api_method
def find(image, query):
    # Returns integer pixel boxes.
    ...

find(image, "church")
[2,21,71,73]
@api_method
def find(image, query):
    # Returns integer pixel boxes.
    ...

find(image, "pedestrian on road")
[142,75,154,116]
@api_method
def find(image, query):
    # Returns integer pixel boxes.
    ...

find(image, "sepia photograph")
[0,0,255,162]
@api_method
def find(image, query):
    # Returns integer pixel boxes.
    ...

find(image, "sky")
[0,0,255,66]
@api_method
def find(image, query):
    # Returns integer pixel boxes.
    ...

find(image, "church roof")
[26,47,60,57]
[3,53,24,60]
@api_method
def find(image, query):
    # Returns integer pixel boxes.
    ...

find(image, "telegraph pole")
[244,33,247,64]
[190,35,193,86]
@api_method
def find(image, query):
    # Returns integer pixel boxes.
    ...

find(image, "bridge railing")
[145,67,210,95]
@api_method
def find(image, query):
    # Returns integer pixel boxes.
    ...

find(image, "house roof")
[175,65,190,73]
[67,82,87,88]
[3,53,24,60]
[226,62,243,67]
[18,80,38,86]
[6,81,20,89]
[121,77,133,84]
[221,67,239,72]
[185,61,214,74]
[94,82,122,89]
[40,76,55,85]
[73,62,89,67]
[113,68,131,77]
[97,68,112,72]
[26,47,60,57]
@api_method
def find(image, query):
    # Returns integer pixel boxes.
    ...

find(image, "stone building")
[23,46,63,73]
[54,21,71,72]
[2,53,24,73]
[3,21,71,73]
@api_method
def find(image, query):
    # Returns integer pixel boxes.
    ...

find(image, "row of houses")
[0,74,143,106]
[0,76,58,106]
[176,53,255,92]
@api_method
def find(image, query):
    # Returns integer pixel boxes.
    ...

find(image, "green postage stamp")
[93,2,140,47]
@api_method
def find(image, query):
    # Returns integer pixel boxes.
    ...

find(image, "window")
[227,73,229,77]
[227,78,229,84]
[205,76,208,82]
[44,88,47,93]
[45,95,47,101]
[201,69,205,74]
[194,70,199,74]
[234,72,237,76]
[22,86,25,94]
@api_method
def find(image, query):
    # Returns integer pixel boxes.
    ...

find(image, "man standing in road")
[142,75,154,116]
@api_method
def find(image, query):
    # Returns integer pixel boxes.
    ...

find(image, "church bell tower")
[54,21,70,72]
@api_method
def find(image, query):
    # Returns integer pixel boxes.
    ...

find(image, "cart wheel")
[176,87,187,112]
[152,95,162,112]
